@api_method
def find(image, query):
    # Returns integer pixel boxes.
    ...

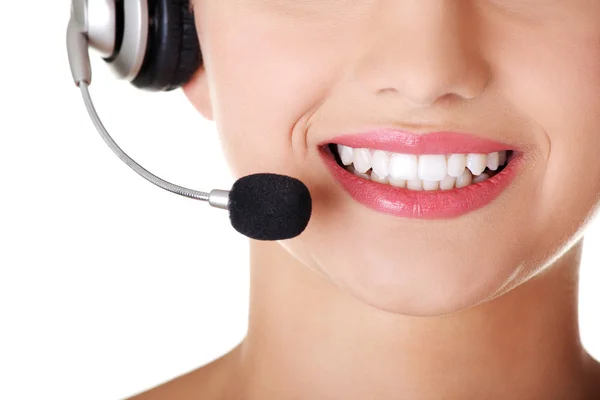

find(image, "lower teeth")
[344,164,499,190]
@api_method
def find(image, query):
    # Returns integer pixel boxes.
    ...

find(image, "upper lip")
[321,128,517,155]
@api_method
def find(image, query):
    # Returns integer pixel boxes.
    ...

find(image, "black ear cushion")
[132,0,203,91]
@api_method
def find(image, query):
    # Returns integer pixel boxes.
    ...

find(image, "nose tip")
[392,63,489,107]
[356,1,490,108]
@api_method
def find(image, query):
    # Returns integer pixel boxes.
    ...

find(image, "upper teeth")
[337,144,508,183]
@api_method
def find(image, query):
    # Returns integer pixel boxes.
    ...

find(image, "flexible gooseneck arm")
[78,82,212,202]
[66,11,223,206]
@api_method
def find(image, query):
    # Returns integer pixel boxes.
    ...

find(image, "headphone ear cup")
[132,0,202,91]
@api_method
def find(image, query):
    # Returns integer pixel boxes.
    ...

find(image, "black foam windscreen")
[228,174,312,241]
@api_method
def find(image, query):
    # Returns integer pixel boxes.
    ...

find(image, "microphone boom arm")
[78,82,215,204]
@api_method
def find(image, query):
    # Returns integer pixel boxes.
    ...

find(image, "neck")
[230,238,593,399]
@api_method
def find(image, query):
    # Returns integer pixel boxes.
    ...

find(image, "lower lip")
[319,147,523,219]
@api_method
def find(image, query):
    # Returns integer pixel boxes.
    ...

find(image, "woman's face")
[186,0,600,316]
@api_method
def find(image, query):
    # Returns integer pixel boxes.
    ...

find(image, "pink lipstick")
[319,130,523,219]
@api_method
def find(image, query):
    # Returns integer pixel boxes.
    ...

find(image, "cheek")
[200,8,346,178]
[494,23,600,260]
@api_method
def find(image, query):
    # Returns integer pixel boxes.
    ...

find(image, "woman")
[131,1,600,398]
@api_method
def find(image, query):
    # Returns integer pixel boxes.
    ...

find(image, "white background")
[0,1,598,399]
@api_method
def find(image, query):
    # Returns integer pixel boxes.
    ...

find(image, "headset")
[73,0,201,91]
[66,0,312,241]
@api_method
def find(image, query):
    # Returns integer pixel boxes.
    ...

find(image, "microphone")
[67,18,312,241]
[220,174,312,240]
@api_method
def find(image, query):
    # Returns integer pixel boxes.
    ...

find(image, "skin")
[129,0,600,398]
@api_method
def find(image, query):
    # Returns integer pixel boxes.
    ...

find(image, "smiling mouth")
[317,129,523,219]
[327,143,515,191]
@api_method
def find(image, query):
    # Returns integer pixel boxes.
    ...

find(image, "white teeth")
[439,175,456,190]
[473,172,490,183]
[389,154,419,180]
[335,145,511,191]
[486,152,500,171]
[348,164,370,179]
[371,170,388,184]
[338,144,354,166]
[422,180,440,191]
[466,153,487,175]
[371,150,390,178]
[447,154,467,178]
[498,150,507,166]
[418,155,447,181]
[406,179,423,191]
[353,148,372,173]
[389,177,406,188]
[455,169,473,188]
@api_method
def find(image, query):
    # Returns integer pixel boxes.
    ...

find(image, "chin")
[305,237,527,317]
[280,186,540,318]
